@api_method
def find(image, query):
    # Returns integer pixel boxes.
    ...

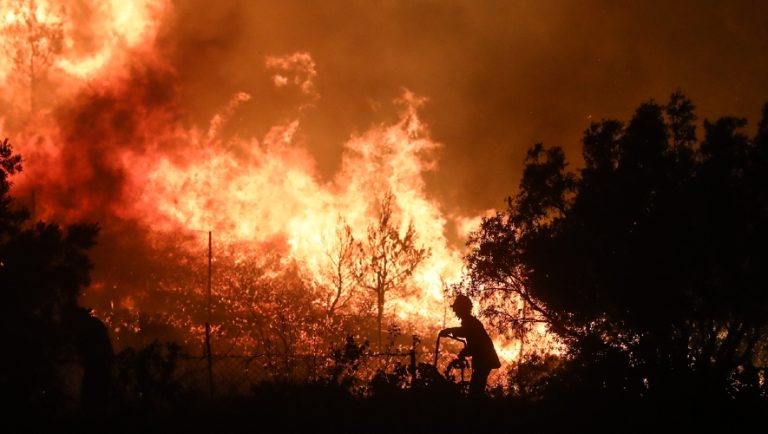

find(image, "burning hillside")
[0,0,555,378]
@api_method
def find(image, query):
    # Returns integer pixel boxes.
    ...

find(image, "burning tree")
[355,191,429,350]
[319,216,361,320]
[0,0,63,113]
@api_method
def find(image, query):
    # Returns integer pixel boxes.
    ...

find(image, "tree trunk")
[377,290,384,351]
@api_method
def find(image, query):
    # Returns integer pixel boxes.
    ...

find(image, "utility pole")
[204,231,214,398]
[516,298,527,381]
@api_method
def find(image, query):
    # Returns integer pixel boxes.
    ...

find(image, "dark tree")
[465,93,768,398]
[0,138,102,411]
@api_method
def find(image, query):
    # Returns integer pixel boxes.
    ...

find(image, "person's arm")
[457,347,468,360]
[439,326,469,360]
[438,326,467,338]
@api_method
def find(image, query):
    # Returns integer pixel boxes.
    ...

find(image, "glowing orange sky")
[165,0,768,221]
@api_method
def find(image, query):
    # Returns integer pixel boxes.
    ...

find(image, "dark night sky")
[166,0,768,215]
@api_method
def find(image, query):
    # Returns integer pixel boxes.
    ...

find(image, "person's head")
[450,294,473,319]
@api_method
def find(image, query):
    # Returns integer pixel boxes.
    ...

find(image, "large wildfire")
[0,0,555,382]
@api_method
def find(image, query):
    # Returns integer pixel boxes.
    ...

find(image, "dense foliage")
[466,92,768,399]
[0,138,101,410]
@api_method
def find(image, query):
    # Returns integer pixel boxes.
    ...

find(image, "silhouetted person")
[439,294,501,397]
[65,306,114,412]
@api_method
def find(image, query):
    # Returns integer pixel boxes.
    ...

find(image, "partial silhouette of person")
[439,294,501,397]
[65,306,114,412]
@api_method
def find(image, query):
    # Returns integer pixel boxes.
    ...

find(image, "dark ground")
[3,386,765,433]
